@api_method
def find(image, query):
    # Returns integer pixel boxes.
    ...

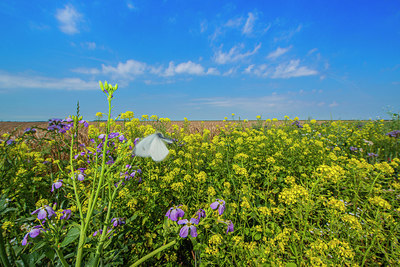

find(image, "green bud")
[99,81,104,91]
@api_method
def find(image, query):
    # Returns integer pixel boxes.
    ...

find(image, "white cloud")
[71,67,100,75]
[0,71,98,90]
[200,20,208,33]
[163,61,213,76]
[242,12,256,34]
[267,46,292,60]
[329,101,339,107]
[206,68,220,75]
[223,67,236,76]
[252,64,269,77]
[307,48,318,56]
[55,5,83,35]
[225,17,243,28]
[191,94,290,111]
[272,60,317,78]
[243,64,255,74]
[82,42,96,50]
[127,2,135,10]
[101,59,147,77]
[214,43,261,64]
[175,61,205,75]
[274,24,302,42]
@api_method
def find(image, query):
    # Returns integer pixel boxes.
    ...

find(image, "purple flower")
[6,139,14,145]
[22,225,42,246]
[31,205,56,220]
[98,134,106,140]
[386,130,400,138]
[368,152,379,157]
[350,146,358,151]
[292,121,303,128]
[93,229,103,237]
[165,205,185,221]
[196,209,206,220]
[134,138,140,146]
[111,218,125,227]
[118,134,126,142]
[51,180,63,192]
[79,120,89,127]
[60,209,71,220]
[24,128,37,134]
[77,173,85,181]
[210,199,226,215]
[108,132,120,139]
[178,218,199,238]
[226,220,234,233]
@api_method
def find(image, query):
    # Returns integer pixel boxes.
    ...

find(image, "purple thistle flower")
[210,199,226,215]
[178,218,199,238]
[51,180,63,192]
[31,205,56,220]
[165,205,185,221]
[60,209,72,220]
[22,225,43,246]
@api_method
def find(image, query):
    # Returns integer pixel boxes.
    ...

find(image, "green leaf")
[60,227,80,248]
[286,263,297,267]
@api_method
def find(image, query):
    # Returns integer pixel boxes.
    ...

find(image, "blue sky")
[0,1,399,121]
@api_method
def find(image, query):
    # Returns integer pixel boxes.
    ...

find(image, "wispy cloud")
[81,42,96,50]
[272,60,317,78]
[127,2,135,10]
[242,12,256,34]
[274,24,302,42]
[225,17,243,28]
[267,46,292,60]
[55,4,83,35]
[0,71,98,90]
[329,101,339,107]
[214,43,261,64]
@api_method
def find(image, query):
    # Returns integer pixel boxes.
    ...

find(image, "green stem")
[92,185,119,266]
[130,240,177,267]
[75,96,113,267]
[361,233,377,266]
[0,226,11,267]
[55,246,69,267]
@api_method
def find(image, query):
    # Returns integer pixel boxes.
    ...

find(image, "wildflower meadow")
[1,81,399,266]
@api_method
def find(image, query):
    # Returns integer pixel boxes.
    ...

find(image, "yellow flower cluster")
[368,195,392,210]
[278,184,309,205]
[324,197,346,213]
[341,214,362,231]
